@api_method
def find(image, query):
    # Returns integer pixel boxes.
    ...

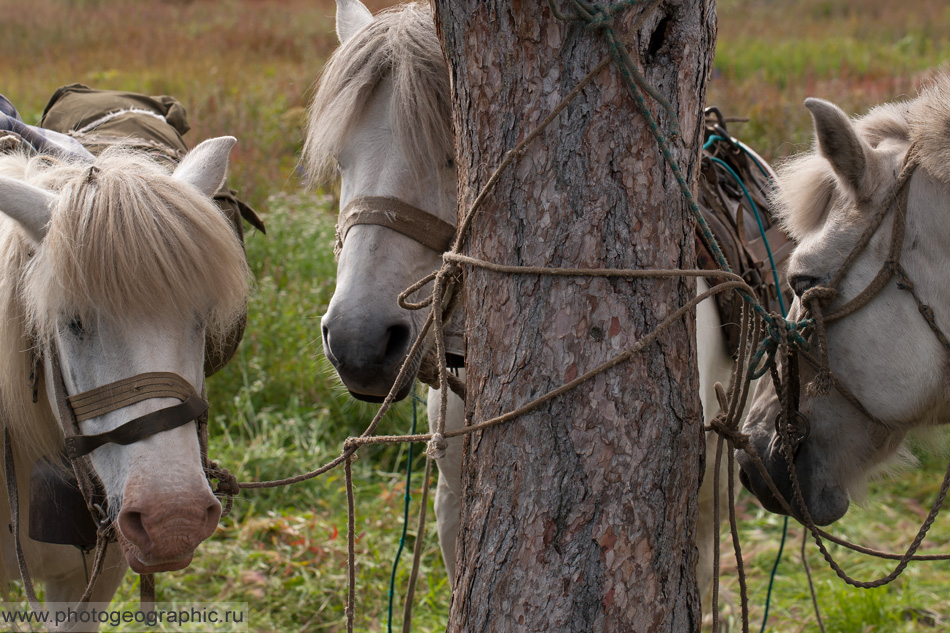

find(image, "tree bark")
[433,1,716,631]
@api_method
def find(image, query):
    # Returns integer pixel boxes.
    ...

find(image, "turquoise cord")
[759,516,790,633]
[387,386,421,633]
[704,151,786,316]
[704,135,790,631]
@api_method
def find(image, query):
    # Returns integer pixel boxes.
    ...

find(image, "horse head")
[0,137,248,572]
[306,0,456,402]
[739,81,950,525]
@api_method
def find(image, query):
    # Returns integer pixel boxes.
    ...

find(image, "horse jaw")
[322,224,429,402]
[336,0,373,44]
[736,378,852,526]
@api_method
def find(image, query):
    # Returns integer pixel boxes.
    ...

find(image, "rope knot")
[439,257,461,280]
[805,368,833,398]
[585,10,614,30]
[707,413,748,446]
[207,461,240,498]
[426,432,447,460]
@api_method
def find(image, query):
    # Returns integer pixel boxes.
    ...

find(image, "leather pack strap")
[338,196,456,253]
[65,394,208,459]
[5,429,114,626]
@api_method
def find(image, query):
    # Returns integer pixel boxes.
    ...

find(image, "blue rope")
[759,516,789,633]
[704,136,792,631]
[704,134,774,184]
[387,385,421,633]
[704,153,786,316]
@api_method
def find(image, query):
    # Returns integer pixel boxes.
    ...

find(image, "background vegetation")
[1,0,950,631]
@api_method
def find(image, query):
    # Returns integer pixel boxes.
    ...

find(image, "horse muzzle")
[321,312,418,402]
[736,430,850,526]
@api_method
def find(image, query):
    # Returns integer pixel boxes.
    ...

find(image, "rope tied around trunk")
[229,3,950,631]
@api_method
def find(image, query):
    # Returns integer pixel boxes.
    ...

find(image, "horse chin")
[737,439,850,526]
[348,381,413,403]
[127,556,194,574]
[118,539,194,574]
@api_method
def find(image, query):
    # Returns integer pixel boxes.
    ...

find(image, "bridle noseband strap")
[67,371,200,422]
[65,394,208,459]
[338,196,456,253]
[54,363,208,459]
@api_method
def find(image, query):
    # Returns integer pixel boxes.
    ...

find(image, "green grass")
[709,0,950,164]
[3,0,950,631]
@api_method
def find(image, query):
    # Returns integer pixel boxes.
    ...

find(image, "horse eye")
[445,157,455,169]
[790,275,820,297]
[66,318,85,337]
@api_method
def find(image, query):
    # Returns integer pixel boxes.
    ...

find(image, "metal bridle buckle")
[91,502,110,527]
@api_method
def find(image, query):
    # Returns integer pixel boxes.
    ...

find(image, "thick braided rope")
[746,324,950,587]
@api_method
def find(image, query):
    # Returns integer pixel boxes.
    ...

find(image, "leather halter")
[336,196,456,253]
[3,344,212,617]
[44,346,210,512]
[64,371,207,459]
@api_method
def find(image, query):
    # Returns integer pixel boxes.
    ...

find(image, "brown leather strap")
[338,196,456,252]
[4,429,44,613]
[68,372,197,422]
[65,394,208,459]
[140,572,156,613]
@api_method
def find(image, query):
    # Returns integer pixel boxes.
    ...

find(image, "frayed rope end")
[426,432,447,460]
[806,369,833,397]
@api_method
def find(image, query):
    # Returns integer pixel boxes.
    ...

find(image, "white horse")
[739,76,950,526]
[308,0,736,619]
[0,138,247,627]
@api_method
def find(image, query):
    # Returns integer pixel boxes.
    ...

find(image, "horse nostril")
[322,323,337,360]
[382,323,412,363]
[118,510,151,550]
[202,498,222,538]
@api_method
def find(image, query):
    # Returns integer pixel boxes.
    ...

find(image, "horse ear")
[805,98,871,198]
[0,176,54,244]
[172,136,236,198]
[336,0,373,44]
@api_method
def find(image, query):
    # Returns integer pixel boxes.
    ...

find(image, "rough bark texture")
[433,2,716,631]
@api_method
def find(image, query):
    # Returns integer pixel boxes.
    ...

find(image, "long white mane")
[303,2,452,184]
[0,148,248,461]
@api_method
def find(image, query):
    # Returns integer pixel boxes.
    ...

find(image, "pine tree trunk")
[433,1,717,630]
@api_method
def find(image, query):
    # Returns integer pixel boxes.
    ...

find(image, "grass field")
[2,0,950,631]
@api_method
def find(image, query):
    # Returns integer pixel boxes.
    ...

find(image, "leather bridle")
[4,342,218,620]
[335,196,456,256]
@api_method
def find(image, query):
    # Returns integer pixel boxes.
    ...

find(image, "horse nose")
[117,488,221,571]
[322,315,413,370]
